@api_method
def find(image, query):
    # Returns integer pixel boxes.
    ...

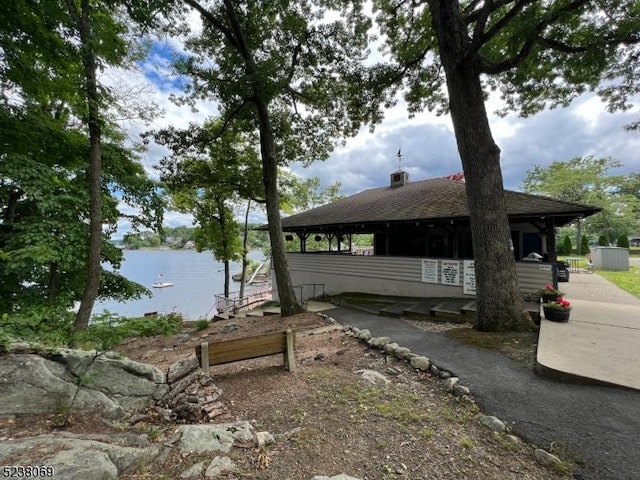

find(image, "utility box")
[591,246,629,271]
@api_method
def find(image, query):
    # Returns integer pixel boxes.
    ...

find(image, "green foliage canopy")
[0,0,165,322]
[522,156,640,244]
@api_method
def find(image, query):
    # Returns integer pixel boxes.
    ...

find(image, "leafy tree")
[0,0,163,328]
[561,235,572,256]
[246,224,271,251]
[522,157,639,249]
[598,235,608,247]
[172,0,370,316]
[280,173,344,252]
[371,1,640,331]
[617,235,630,249]
[156,118,263,298]
[280,175,344,214]
[580,235,590,255]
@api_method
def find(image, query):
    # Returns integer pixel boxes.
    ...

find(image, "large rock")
[355,369,391,386]
[0,434,160,480]
[176,422,254,454]
[205,456,236,478]
[0,350,168,418]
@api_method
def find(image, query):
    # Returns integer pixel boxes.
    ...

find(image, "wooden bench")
[195,329,296,375]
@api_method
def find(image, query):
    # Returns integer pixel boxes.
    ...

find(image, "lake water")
[94,249,267,320]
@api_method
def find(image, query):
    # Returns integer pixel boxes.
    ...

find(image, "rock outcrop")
[0,434,159,480]
[0,348,168,419]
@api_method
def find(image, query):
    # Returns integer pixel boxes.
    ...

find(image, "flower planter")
[540,292,560,304]
[543,306,571,322]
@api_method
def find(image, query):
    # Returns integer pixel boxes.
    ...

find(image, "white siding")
[273,253,553,301]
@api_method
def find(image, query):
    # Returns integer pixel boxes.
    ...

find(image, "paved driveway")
[327,305,640,480]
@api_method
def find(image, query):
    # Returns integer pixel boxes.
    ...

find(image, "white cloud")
[110,13,640,238]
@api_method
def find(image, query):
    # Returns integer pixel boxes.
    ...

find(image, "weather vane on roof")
[397,148,403,170]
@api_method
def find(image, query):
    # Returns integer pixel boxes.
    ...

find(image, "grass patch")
[194,319,210,331]
[446,327,539,368]
[596,266,640,299]
[459,436,474,449]
[440,404,479,424]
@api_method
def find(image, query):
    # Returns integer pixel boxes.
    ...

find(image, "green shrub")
[598,235,608,246]
[561,235,572,255]
[580,235,589,255]
[0,306,184,351]
[617,235,630,249]
[74,311,184,350]
[195,319,210,331]
[0,308,74,347]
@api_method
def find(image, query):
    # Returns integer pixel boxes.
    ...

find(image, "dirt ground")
[4,312,569,479]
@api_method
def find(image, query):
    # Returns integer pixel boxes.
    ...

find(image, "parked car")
[557,260,570,282]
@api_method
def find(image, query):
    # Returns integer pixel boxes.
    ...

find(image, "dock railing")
[214,283,272,315]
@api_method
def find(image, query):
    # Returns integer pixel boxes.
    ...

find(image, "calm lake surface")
[94,249,266,320]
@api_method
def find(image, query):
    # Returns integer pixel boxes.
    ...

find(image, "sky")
[110,11,640,237]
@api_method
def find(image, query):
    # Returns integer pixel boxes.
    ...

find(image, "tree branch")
[285,40,304,86]
[213,99,250,141]
[464,0,513,24]
[182,0,239,50]
[480,0,591,73]
[473,0,536,50]
[535,36,588,53]
[471,0,495,47]
[222,0,258,75]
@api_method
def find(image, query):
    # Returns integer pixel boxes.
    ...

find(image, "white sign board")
[421,259,439,284]
[440,260,460,286]
[463,260,476,295]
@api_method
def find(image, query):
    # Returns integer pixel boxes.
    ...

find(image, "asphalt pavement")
[325,304,640,480]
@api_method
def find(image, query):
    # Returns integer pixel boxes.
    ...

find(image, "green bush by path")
[0,309,184,352]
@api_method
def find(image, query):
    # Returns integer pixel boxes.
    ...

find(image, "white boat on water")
[152,274,174,288]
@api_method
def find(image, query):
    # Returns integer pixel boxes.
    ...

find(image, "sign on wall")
[463,260,476,295]
[440,260,460,286]
[421,259,439,283]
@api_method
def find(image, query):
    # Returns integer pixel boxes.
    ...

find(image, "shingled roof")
[280,178,601,230]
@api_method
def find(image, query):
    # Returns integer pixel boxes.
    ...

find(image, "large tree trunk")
[223,260,230,299]
[217,197,231,298]
[239,200,251,299]
[72,0,102,331]
[429,1,533,331]
[254,98,303,316]
[219,0,301,316]
[47,262,59,305]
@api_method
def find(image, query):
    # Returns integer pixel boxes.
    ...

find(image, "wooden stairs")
[377,298,540,322]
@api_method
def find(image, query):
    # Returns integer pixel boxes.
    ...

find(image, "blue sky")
[109,20,640,237]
